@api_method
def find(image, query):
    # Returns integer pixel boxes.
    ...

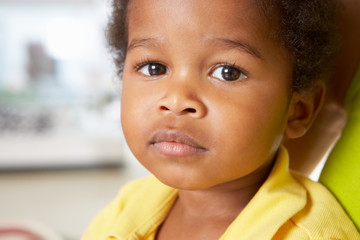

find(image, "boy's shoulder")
[81,176,177,240]
[289,172,360,239]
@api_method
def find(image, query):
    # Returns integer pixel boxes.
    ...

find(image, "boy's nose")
[157,82,206,119]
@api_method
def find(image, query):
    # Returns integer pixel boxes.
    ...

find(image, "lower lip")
[151,142,206,157]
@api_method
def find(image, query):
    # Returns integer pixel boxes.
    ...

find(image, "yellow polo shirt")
[82,147,359,240]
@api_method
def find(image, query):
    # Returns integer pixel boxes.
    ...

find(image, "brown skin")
[121,0,324,239]
[286,0,360,176]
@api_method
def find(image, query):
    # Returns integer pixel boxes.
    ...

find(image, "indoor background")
[0,0,149,239]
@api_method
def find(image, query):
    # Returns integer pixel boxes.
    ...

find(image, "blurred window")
[0,0,124,170]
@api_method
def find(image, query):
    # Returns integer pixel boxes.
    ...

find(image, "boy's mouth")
[149,130,207,157]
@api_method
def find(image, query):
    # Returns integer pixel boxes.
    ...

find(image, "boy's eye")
[138,63,168,76]
[211,65,247,81]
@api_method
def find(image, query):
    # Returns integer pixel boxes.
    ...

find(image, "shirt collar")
[220,146,306,239]
[109,177,177,240]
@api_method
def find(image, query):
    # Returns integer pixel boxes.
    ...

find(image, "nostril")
[159,106,170,111]
[186,108,196,113]
[159,105,197,114]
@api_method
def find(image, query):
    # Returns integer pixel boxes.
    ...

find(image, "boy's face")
[121,0,294,190]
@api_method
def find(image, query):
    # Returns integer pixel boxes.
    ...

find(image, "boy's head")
[110,0,339,190]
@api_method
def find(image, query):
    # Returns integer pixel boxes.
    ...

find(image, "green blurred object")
[320,67,360,231]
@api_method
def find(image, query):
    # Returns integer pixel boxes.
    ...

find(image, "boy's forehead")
[128,0,266,33]
[127,0,290,67]
[128,0,269,44]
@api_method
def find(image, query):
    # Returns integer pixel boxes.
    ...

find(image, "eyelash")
[133,58,161,72]
[213,62,248,75]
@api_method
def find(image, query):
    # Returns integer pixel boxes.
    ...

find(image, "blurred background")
[0,0,149,239]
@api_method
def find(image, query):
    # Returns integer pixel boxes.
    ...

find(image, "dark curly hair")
[107,0,340,91]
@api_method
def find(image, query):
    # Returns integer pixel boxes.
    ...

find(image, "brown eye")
[139,63,168,76]
[212,65,247,81]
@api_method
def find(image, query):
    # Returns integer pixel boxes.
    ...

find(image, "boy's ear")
[285,80,325,139]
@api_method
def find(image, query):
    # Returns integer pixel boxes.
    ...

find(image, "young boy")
[82,0,360,239]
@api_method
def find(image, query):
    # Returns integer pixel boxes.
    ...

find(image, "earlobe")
[285,81,326,139]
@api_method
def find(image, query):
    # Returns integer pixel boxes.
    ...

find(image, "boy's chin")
[153,172,251,192]
[154,174,217,191]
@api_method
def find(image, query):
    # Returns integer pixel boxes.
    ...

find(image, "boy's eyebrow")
[127,37,263,60]
[213,38,263,60]
[127,38,161,52]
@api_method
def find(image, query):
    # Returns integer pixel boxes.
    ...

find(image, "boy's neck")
[176,162,272,219]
